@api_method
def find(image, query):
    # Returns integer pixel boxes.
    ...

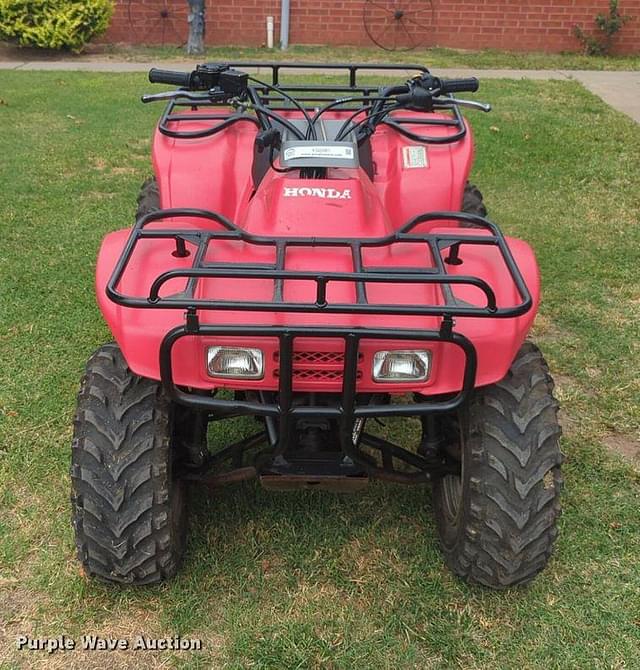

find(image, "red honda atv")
[71,62,562,589]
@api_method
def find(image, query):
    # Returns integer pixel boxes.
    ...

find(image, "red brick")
[100,0,640,54]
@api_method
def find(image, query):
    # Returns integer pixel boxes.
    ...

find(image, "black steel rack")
[156,61,467,144]
[108,208,531,318]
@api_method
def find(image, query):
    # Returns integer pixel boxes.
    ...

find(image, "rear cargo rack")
[107,208,532,321]
[157,61,466,144]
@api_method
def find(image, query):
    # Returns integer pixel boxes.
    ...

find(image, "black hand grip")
[439,77,479,94]
[148,68,192,88]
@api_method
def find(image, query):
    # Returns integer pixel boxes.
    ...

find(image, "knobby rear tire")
[462,182,487,217]
[136,177,160,218]
[432,341,563,589]
[70,343,186,585]
[461,181,487,228]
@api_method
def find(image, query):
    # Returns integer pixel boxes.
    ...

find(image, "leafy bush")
[573,0,631,56]
[0,0,114,52]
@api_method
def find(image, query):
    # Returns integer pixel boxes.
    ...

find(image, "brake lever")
[433,98,492,113]
[141,89,230,104]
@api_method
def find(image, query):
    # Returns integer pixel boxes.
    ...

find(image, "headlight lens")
[372,350,431,382]
[207,346,264,379]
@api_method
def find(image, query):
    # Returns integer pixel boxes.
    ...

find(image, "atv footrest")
[258,454,369,492]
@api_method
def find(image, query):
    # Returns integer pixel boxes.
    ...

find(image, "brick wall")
[102,1,640,55]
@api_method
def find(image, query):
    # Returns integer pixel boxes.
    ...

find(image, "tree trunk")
[186,0,205,55]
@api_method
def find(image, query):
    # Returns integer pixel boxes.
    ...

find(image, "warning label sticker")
[283,145,355,161]
[402,145,428,169]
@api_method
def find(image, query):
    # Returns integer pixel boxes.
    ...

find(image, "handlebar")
[148,68,193,88]
[439,77,479,94]
[149,64,249,95]
[387,75,483,115]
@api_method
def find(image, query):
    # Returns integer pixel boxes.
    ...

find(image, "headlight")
[207,346,264,379]
[372,350,431,382]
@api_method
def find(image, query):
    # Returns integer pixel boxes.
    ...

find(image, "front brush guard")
[163,323,474,485]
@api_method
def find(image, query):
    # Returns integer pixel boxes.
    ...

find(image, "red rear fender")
[151,112,257,219]
[150,109,474,231]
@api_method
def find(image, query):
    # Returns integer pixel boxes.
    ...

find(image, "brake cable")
[332,104,375,142]
[247,101,307,141]
[248,76,318,140]
[306,95,396,140]
[335,101,402,142]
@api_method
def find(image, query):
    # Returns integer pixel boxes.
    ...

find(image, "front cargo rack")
[107,208,531,320]
[156,61,468,144]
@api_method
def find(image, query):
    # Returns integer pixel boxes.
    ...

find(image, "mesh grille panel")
[273,350,363,382]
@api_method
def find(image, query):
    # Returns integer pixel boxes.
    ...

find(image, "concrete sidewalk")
[1,58,638,123]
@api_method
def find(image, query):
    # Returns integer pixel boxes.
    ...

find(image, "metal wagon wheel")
[363,0,435,52]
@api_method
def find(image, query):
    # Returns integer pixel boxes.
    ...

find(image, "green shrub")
[0,0,114,52]
[573,0,631,56]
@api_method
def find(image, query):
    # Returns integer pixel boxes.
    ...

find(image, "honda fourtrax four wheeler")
[71,62,563,589]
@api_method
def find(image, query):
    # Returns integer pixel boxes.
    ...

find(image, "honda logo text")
[283,187,352,199]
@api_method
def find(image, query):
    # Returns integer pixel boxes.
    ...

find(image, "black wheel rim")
[440,473,462,523]
[363,0,435,52]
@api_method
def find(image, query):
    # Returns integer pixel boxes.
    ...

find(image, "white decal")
[283,187,352,199]
[283,145,355,161]
[402,145,428,169]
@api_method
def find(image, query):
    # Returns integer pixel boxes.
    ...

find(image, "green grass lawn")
[4,41,639,71]
[0,71,639,669]
[98,43,640,71]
